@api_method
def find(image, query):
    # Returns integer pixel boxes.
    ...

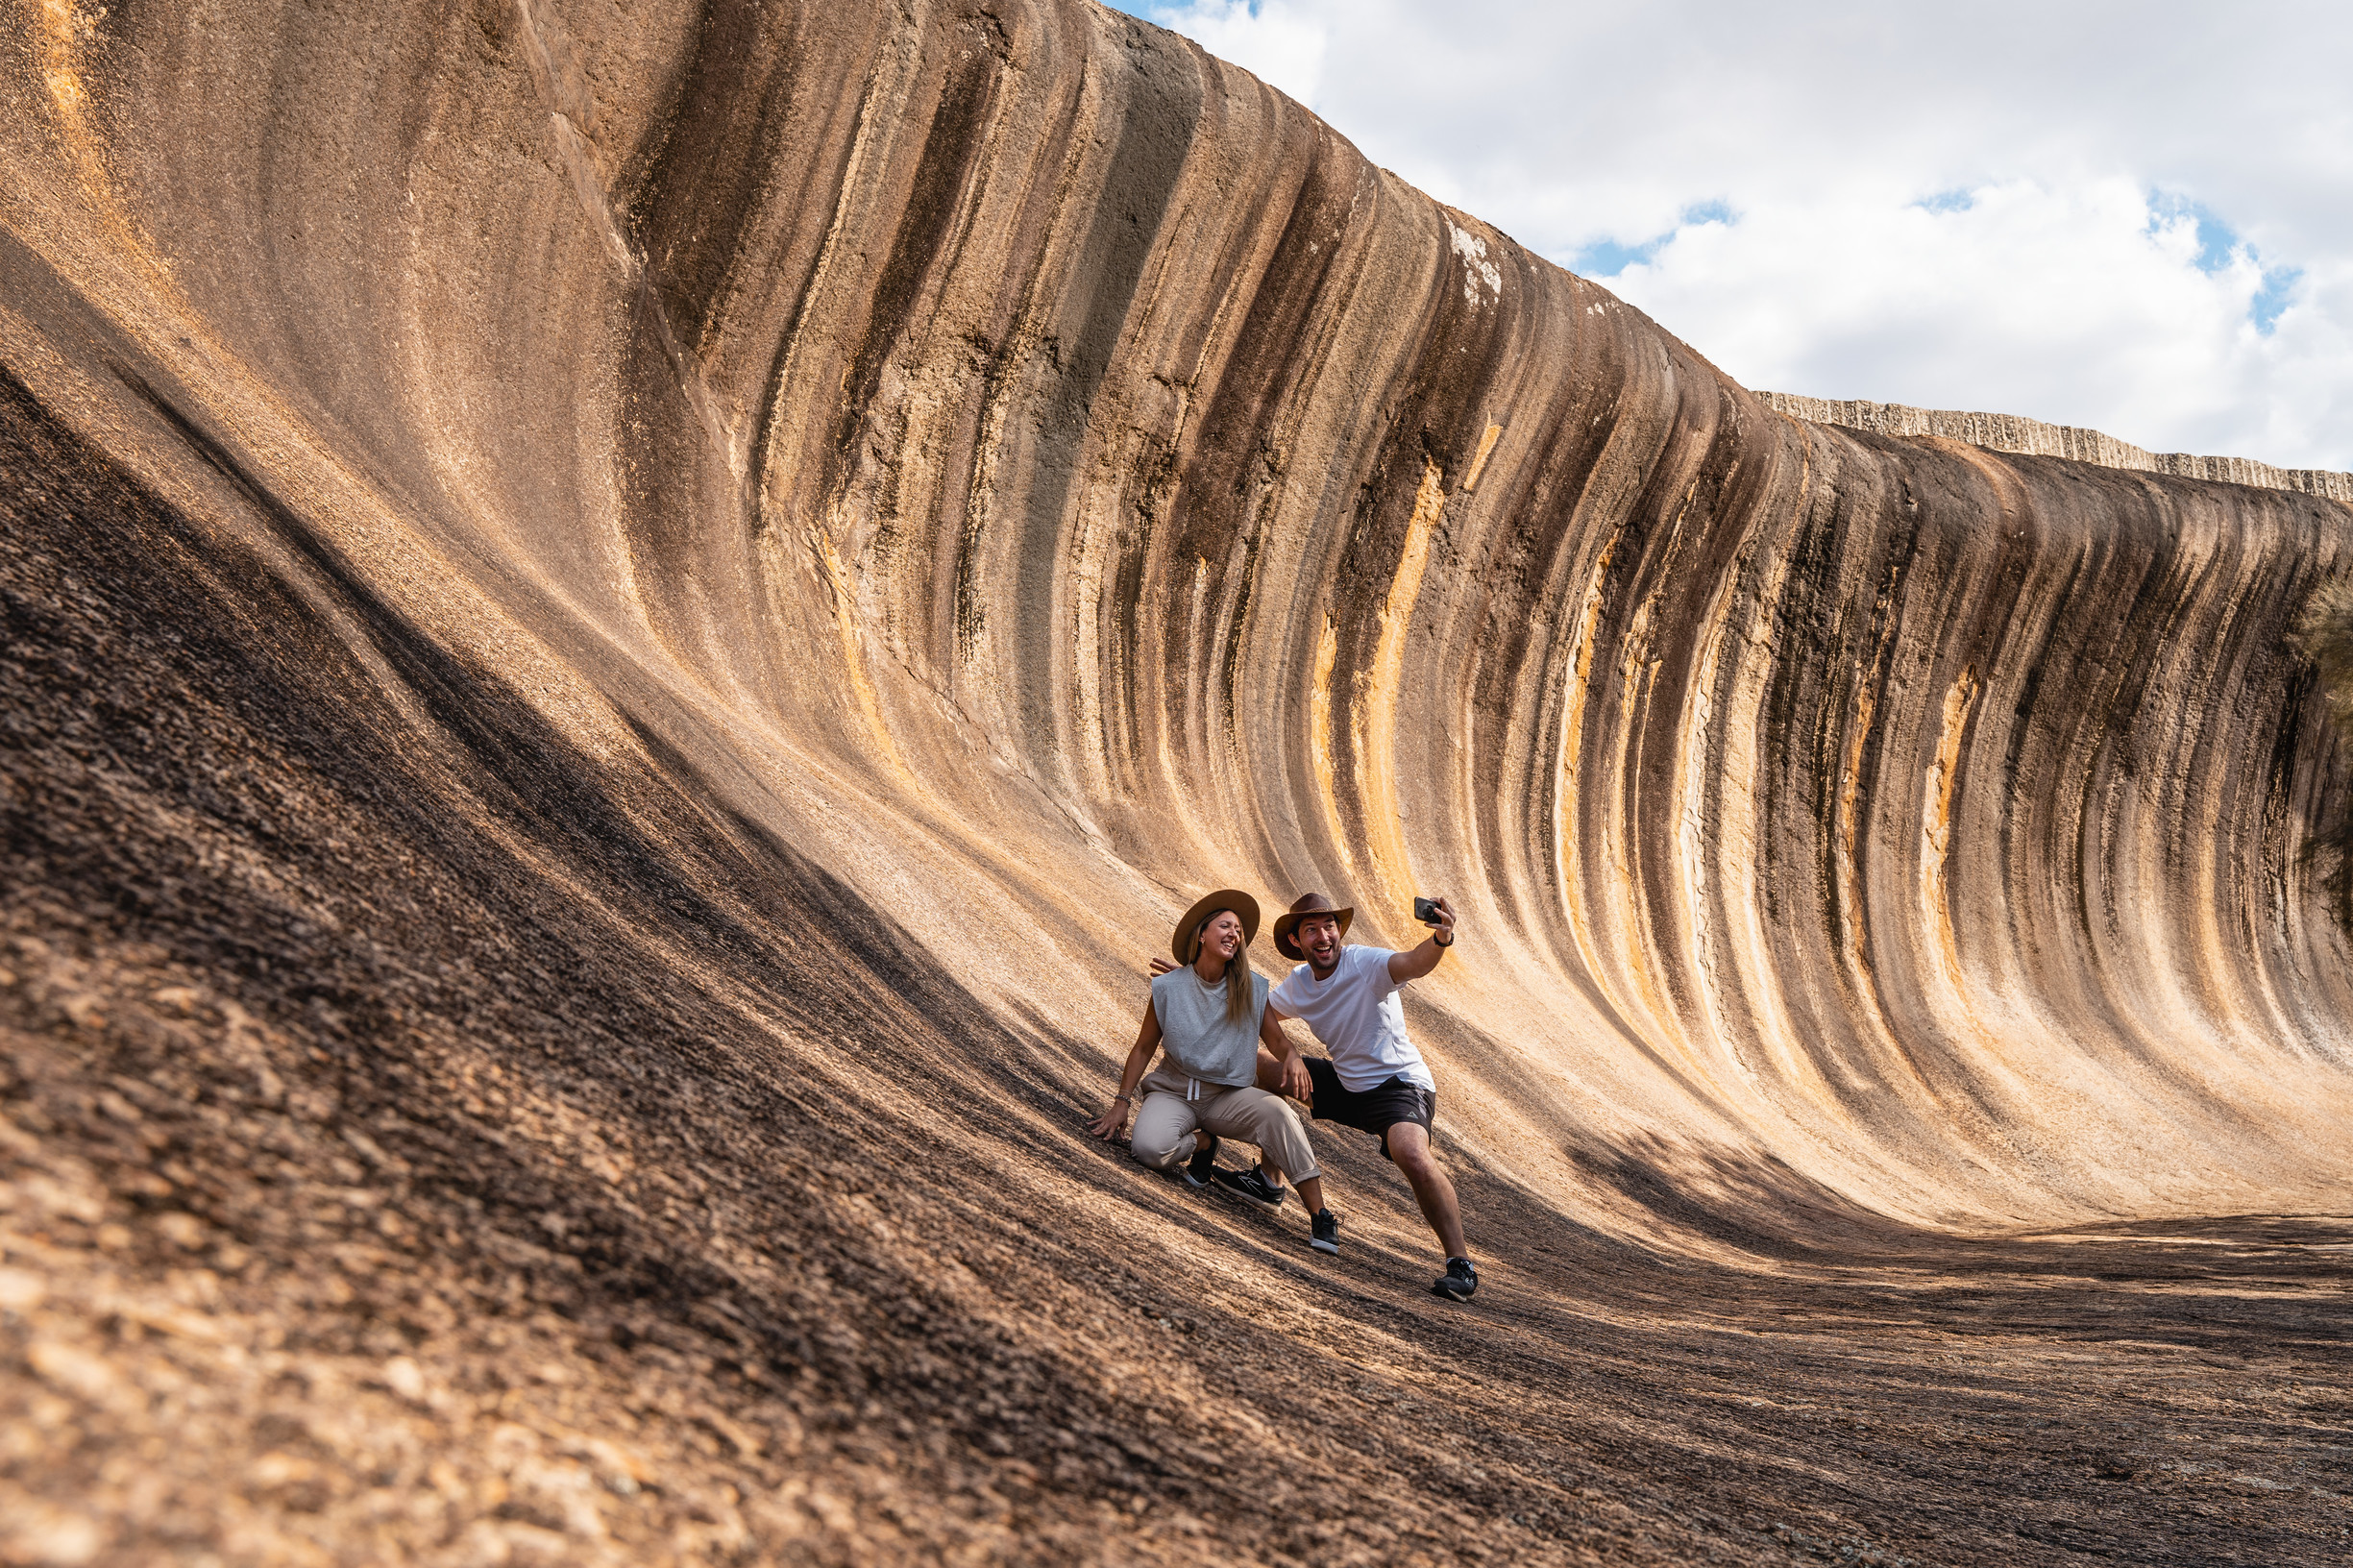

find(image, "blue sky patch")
[1914,188,1975,214]
[2251,267,2302,332]
[1574,202,1736,278]
[1573,234,1670,276]
[2148,191,2242,274]
[2148,190,2299,333]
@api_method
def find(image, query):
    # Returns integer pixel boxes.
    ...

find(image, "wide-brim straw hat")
[1171,889,1262,965]
[1272,891,1355,961]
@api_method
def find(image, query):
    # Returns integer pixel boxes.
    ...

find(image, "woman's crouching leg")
[1207,1088,1322,1184]
[1129,1091,1200,1171]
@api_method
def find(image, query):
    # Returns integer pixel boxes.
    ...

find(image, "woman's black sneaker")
[1179,1135,1220,1189]
[1213,1165,1286,1207]
[1432,1257,1479,1300]
[1310,1209,1340,1256]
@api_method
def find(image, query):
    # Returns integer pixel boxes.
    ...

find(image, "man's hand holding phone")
[1415,894,1457,947]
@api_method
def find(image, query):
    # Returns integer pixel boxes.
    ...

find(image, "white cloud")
[1616,182,2343,465]
[1115,2,2353,471]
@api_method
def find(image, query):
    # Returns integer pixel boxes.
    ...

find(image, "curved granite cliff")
[5,1,2352,1562]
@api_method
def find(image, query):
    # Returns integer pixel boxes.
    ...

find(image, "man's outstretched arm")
[1387,895,1457,984]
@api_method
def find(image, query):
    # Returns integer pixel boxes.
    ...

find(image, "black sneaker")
[1178,1134,1220,1189]
[1310,1208,1340,1256]
[1432,1257,1479,1300]
[1213,1165,1286,1208]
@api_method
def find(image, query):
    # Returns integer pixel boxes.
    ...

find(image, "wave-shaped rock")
[7,0,2353,1560]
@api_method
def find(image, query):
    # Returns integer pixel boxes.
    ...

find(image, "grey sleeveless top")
[1148,966,1268,1088]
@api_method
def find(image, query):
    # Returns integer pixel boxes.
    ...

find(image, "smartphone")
[1413,896,1441,925]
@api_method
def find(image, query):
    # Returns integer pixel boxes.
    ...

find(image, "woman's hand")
[1087,1095,1131,1139]
[1279,1050,1312,1106]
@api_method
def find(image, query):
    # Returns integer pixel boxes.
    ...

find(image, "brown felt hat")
[1272,891,1354,961]
[1170,889,1262,965]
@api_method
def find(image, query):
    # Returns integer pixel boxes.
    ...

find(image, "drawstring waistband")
[1186,1076,1200,1102]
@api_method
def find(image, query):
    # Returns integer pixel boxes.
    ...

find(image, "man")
[1163,890,1478,1300]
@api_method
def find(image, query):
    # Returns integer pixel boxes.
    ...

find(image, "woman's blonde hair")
[1188,908,1256,1025]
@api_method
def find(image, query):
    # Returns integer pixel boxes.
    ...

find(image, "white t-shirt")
[1267,944,1436,1093]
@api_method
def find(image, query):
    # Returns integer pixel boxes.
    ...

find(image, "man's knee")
[1385,1123,1438,1173]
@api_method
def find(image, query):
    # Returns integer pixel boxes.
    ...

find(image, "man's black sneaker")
[1310,1208,1340,1256]
[1432,1257,1479,1301]
[1178,1134,1220,1189]
[1213,1165,1286,1208]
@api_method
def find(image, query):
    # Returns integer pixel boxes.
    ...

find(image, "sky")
[1108,1,2353,473]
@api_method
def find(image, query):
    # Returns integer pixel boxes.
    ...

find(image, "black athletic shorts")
[1303,1057,1435,1162]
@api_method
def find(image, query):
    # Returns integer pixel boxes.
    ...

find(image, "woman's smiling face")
[1195,908,1243,966]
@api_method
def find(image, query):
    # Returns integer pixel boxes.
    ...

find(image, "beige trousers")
[1130,1067,1322,1182]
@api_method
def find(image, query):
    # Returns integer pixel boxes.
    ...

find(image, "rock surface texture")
[4,1,2351,1563]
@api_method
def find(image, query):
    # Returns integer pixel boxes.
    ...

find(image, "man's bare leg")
[1382,1121,1467,1259]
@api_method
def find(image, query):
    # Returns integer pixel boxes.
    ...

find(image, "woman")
[1088,890,1339,1255]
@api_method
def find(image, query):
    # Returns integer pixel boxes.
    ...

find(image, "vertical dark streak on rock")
[1011,20,1202,763]
[945,40,1097,674]
[745,47,895,543]
[623,0,804,351]
[820,37,1003,508]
